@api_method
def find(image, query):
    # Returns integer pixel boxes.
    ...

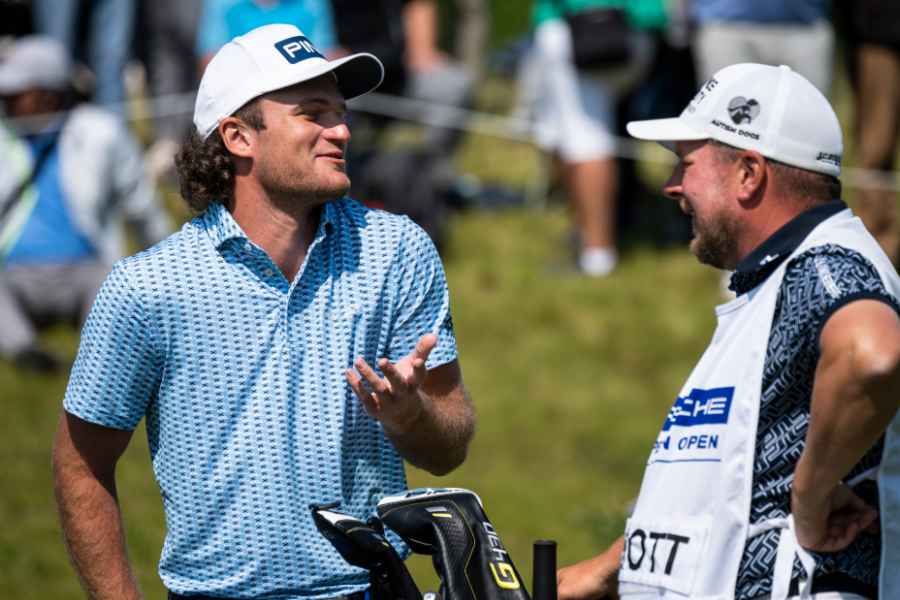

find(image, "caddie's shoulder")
[785,244,883,290]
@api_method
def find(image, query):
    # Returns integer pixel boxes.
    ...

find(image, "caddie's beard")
[689,208,740,270]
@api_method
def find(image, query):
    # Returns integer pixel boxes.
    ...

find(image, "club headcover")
[311,503,422,600]
[376,488,531,600]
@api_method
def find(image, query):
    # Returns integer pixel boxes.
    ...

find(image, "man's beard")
[259,161,351,208]
[689,208,740,270]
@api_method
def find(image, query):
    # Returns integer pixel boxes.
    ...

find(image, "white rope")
[5,89,900,192]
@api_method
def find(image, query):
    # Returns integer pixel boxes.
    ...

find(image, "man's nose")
[325,122,351,144]
[662,171,682,200]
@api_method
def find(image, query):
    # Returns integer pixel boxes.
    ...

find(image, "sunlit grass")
[0,201,724,597]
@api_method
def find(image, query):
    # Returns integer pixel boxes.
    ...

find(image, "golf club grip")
[532,540,557,600]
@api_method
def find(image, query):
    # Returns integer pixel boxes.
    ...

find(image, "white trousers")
[693,20,834,94]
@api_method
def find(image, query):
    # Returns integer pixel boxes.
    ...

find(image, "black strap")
[789,572,877,599]
[0,129,61,225]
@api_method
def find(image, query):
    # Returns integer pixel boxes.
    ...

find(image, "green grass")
[0,75,824,595]
[6,56,894,599]
[0,198,725,597]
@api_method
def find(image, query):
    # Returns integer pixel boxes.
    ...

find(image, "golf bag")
[378,488,531,600]
[311,503,422,600]
[312,488,533,600]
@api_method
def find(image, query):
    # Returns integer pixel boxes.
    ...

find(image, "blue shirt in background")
[197,0,337,57]
[691,0,830,24]
[5,132,95,265]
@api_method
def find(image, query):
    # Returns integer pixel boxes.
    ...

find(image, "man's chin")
[317,175,351,201]
[330,181,351,200]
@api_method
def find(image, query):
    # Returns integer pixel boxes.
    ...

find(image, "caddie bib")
[618,209,900,600]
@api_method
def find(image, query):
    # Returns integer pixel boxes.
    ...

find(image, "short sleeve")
[63,262,163,430]
[387,220,457,368]
[781,245,900,347]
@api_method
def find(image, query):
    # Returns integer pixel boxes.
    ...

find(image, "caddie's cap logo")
[275,35,324,64]
[727,97,760,125]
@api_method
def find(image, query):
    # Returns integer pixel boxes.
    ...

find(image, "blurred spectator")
[197,0,337,68]
[141,0,204,185]
[0,36,171,372]
[521,0,661,276]
[840,0,900,265]
[453,0,490,78]
[691,0,833,92]
[616,0,695,247]
[32,0,136,111]
[400,0,475,150]
[331,0,477,251]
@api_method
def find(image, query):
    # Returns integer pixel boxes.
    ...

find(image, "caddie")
[51,23,475,600]
[557,63,900,600]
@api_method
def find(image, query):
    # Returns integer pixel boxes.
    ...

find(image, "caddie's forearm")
[53,449,141,599]
[795,334,900,500]
[385,386,475,476]
[600,535,625,574]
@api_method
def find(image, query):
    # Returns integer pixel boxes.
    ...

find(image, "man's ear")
[736,150,767,204]
[219,117,256,159]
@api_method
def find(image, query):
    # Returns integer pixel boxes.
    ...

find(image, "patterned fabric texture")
[735,244,900,600]
[64,199,457,598]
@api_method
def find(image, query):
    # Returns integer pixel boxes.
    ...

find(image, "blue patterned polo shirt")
[64,199,458,598]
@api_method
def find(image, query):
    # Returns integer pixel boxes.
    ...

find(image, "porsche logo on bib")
[650,386,734,466]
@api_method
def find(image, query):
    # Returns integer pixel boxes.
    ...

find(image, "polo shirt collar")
[202,200,338,250]
[729,199,847,294]
[203,202,246,248]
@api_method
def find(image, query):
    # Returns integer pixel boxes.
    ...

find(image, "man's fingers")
[412,357,427,383]
[354,357,390,396]
[379,358,410,390]
[346,368,378,415]
[413,333,437,361]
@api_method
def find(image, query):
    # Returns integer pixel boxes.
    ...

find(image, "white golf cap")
[194,23,384,139]
[626,63,843,177]
[0,35,71,95]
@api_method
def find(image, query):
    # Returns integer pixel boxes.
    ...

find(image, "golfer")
[52,24,475,600]
[558,63,900,600]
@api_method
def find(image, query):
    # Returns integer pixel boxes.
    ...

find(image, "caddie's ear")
[736,150,767,204]
[219,116,256,159]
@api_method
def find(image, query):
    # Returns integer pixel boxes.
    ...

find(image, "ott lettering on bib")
[620,519,709,595]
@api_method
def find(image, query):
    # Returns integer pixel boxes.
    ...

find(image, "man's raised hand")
[346,334,438,434]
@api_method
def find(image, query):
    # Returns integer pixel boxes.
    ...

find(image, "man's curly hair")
[174,100,266,213]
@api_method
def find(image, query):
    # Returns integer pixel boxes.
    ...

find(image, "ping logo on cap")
[275,35,323,64]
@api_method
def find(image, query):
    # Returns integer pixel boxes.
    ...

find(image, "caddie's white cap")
[194,23,384,139]
[0,35,72,95]
[626,63,843,177]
